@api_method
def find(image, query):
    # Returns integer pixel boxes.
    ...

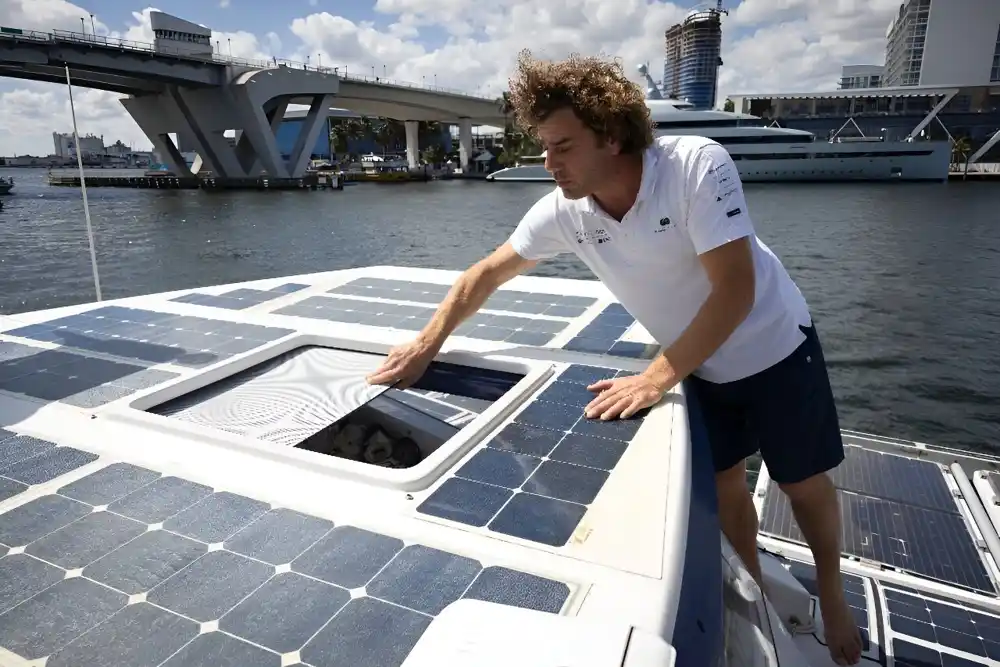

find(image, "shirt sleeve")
[507,190,570,260]
[683,141,755,255]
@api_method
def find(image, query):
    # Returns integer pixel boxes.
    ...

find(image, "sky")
[0,0,904,156]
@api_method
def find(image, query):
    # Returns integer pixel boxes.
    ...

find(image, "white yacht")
[488,64,952,183]
[0,262,997,666]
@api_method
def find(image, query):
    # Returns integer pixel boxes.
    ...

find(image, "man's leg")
[752,325,862,666]
[685,379,763,583]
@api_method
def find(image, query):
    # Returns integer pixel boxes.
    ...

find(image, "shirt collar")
[581,143,660,216]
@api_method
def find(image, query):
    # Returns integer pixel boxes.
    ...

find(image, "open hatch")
[147,345,527,470]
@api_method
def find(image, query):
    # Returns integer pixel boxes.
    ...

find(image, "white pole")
[64,65,102,302]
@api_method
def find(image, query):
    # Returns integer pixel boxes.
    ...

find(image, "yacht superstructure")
[487,64,951,183]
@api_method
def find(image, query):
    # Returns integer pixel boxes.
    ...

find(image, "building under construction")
[662,5,725,110]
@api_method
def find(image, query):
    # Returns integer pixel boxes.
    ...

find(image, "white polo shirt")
[508,135,812,383]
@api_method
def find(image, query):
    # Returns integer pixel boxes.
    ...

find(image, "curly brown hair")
[506,49,653,155]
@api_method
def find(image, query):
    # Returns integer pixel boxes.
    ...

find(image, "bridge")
[0,12,509,178]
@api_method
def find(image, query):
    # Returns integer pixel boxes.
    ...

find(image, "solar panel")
[417,363,648,547]
[760,482,996,594]
[329,277,596,318]
[275,295,566,346]
[785,560,871,651]
[4,306,293,370]
[0,462,570,665]
[830,447,956,513]
[0,341,180,408]
[561,304,659,359]
[171,283,309,311]
[0,433,99,506]
[884,587,1000,664]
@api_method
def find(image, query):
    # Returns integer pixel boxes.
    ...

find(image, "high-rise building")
[884,0,1000,87]
[839,65,884,89]
[662,7,725,110]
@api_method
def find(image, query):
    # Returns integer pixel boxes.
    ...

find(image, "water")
[1,168,998,453]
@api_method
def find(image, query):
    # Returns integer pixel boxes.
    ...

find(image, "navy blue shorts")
[684,324,845,485]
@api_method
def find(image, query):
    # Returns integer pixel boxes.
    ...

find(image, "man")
[367,50,862,666]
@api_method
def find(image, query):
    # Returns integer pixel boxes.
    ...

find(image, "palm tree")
[369,119,405,153]
[495,90,540,166]
[723,98,735,112]
[328,117,372,163]
[951,136,971,171]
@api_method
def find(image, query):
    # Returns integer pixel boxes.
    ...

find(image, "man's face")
[535,107,619,200]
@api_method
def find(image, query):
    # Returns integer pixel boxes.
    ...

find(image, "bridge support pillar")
[458,118,473,173]
[122,86,333,179]
[404,121,419,169]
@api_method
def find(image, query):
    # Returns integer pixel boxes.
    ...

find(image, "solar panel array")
[759,447,997,594]
[3,306,294,370]
[0,341,179,408]
[561,304,660,360]
[171,284,309,310]
[0,459,572,666]
[418,364,649,547]
[0,431,98,505]
[785,560,871,651]
[885,586,1000,665]
[275,295,568,346]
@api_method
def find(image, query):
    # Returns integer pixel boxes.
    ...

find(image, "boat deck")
[754,433,1000,666]
[0,266,996,666]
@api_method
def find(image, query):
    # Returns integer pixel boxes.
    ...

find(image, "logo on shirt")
[575,229,611,245]
[726,208,742,218]
[654,216,674,234]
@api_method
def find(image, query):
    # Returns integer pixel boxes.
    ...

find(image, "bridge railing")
[0,26,500,102]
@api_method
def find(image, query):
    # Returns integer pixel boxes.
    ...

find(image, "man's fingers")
[587,379,615,392]
[601,397,633,420]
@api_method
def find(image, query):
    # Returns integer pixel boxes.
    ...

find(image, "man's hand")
[366,338,438,389]
[584,370,675,420]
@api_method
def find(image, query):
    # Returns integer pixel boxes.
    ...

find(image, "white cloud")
[0,0,904,156]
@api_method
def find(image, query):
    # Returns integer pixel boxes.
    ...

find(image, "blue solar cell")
[760,485,996,594]
[25,511,146,569]
[292,525,403,588]
[559,364,620,385]
[220,572,351,653]
[269,282,309,294]
[549,433,628,471]
[463,565,570,613]
[301,596,432,667]
[0,477,25,503]
[515,401,581,432]
[48,602,198,667]
[455,448,542,488]
[885,588,1000,661]
[367,544,481,615]
[0,494,91,547]
[161,632,281,667]
[0,577,126,659]
[0,435,56,469]
[57,462,161,505]
[83,529,207,594]
[224,508,334,565]
[0,554,64,615]
[522,460,609,505]
[416,477,512,526]
[162,491,271,543]
[537,381,602,408]
[0,446,98,485]
[107,476,214,524]
[488,493,588,546]
[148,550,274,622]
[785,560,870,650]
[488,422,564,457]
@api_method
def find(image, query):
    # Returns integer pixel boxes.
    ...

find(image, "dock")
[46,172,344,191]
[948,162,1000,181]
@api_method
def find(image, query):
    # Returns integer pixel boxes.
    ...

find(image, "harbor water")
[0,168,997,454]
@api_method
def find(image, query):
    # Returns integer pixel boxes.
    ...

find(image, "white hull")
[488,140,952,183]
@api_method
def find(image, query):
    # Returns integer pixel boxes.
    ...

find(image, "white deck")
[0,266,996,666]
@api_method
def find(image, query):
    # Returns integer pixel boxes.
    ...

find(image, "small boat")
[0,176,14,195]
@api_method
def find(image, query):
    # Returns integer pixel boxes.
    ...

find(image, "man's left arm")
[585,142,756,419]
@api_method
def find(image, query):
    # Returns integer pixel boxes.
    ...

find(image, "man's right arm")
[417,242,537,350]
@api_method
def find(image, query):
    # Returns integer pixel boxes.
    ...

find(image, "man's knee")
[778,470,836,505]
